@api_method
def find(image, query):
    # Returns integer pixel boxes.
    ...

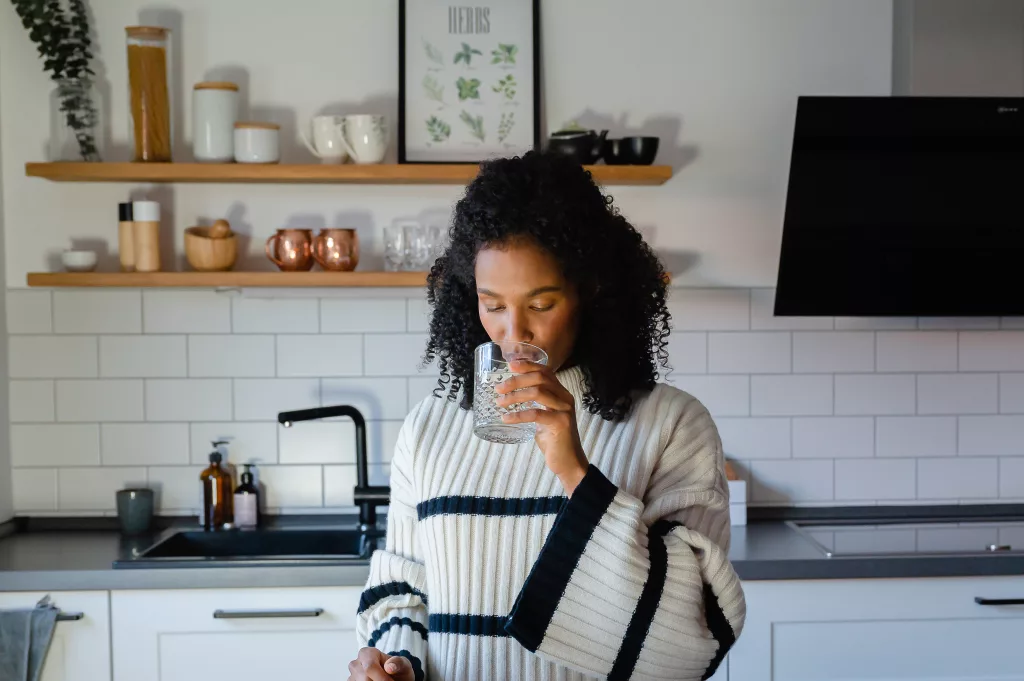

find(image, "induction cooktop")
[789,519,1024,558]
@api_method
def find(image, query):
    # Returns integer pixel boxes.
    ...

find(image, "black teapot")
[547,125,608,165]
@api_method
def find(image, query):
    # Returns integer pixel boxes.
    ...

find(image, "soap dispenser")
[200,441,234,530]
[233,464,260,530]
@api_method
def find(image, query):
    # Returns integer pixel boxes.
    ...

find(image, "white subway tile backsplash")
[917,374,998,415]
[232,298,319,334]
[258,466,323,508]
[406,297,431,333]
[53,291,141,333]
[668,288,750,331]
[102,424,189,465]
[321,299,407,333]
[57,467,147,510]
[143,291,231,333]
[750,460,833,503]
[9,336,97,378]
[793,333,874,373]
[876,417,957,458]
[1001,373,1024,413]
[1000,458,1024,498]
[716,418,790,460]
[667,333,707,374]
[190,422,279,465]
[11,424,100,467]
[409,376,442,407]
[836,459,915,501]
[835,374,916,415]
[277,335,363,377]
[960,332,1024,371]
[750,289,833,330]
[12,469,57,511]
[958,416,1024,457]
[56,380,144,422]
[146,379,233,421]
[6,291,52,333]
[708,332,790,374]
[148,466,204,512]
[321,377,408,420]
[918,458,998,500]
[834,317,916,330]
[918,317,1000,330]
[100,336,187,377]
[233,378,319,421]
[876,332,957,373]
[279,421,350,464]
[364,334,431,376]
[672,376,750,417]
[9,380,55,422]
[793,417,873,458]
[324,464,390,507]
[188,336,275,377]
[751,375,832,416]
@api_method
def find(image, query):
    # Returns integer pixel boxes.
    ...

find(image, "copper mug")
[265,229,314,271]
[313,228,360,271]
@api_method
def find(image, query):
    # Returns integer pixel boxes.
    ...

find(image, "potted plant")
[10,0,101,161]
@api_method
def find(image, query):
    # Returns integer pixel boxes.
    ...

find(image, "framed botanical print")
[398,0,541,163]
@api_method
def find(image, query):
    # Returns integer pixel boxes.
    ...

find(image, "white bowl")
[62,250,98,272]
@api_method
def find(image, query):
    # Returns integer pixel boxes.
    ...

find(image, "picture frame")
[398,0,541,164]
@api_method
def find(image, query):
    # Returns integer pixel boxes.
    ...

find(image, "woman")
[350,152,745,681]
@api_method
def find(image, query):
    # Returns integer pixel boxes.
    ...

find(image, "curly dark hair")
[424,151,671,421]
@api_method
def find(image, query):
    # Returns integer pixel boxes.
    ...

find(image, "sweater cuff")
[386,650,425,681]
[504,464,620,652]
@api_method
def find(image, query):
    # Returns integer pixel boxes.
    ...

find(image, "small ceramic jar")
[192,81,239,162]
[233,122,280,164]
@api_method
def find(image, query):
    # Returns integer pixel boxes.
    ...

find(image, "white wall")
[0,51,11,523]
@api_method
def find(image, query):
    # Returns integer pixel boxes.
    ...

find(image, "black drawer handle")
[975,597,1024,606]
[213,608,325,619]
[56,612,84,622]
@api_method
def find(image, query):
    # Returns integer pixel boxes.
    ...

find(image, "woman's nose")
[504,311,532,343]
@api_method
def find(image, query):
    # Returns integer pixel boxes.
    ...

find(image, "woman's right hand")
[347,647,416,681]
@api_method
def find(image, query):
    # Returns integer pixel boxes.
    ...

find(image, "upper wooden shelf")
[25,162,672,186]
[26,271,428,288]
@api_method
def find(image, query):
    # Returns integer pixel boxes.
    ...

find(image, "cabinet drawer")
[112,587,362,681]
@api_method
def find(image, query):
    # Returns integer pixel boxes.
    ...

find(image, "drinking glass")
[404,222,432,270]
[473,341,548,444]
[383,224,407,272]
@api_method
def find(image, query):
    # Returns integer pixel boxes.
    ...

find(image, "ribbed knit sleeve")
[505,393,746,681]
[356,417,428,681]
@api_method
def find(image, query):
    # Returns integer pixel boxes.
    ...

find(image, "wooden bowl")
[185,226,238,271]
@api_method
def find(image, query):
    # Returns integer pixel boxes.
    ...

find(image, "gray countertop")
[2,517,1023,591]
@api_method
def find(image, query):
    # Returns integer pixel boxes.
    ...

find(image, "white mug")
[300,115,348,164]
[234,122,280,164]
[340,114,388,164]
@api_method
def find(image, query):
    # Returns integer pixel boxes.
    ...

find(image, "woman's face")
[474,238,580,371]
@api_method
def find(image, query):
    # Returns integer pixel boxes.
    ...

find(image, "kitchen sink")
[114,528,380,568]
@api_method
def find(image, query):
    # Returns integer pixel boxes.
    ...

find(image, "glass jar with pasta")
[126,26,173,162]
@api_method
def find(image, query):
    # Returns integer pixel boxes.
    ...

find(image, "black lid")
[209,451,222,464]
[241,464,254,484]
[119,202,133,221]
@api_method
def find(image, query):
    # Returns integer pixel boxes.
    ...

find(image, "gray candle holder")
[116,488,154,535]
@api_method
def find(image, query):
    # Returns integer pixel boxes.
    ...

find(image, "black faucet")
[276,405,390,530]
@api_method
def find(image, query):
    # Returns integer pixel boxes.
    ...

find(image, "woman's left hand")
[496,361,588,495]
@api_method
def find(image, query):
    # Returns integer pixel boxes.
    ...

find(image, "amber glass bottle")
[200,441,234,530]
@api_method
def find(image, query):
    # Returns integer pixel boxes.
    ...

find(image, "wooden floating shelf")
[26,271,428,288]
[25,162,672,186]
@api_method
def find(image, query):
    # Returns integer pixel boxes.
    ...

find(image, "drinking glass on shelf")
[404,222,432,271]
[472,340,549,444]
[383,224,407,272]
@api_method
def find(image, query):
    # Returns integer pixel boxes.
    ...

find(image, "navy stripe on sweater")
[700,582,736,680]
[429,613,510,637]
[358,581,428,614]
[417,495,566,520]
[504,464,619,652]
[367,616,429,648]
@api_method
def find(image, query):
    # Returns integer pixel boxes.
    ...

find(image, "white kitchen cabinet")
[0,591,111,681]
[730,575,1024,681]
[111,587,361,681]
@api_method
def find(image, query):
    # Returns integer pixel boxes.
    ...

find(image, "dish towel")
[0,596,60,681]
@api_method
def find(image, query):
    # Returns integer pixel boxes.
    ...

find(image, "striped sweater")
[356,366,746,681]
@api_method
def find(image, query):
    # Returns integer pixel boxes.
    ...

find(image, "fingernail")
[385,663,395,672]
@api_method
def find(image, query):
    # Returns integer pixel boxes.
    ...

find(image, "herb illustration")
[423,75,445,105]
[423,38,444,67]
[426,116,451,143]
[492,74,517,100]
[460,110,485,142]
[456,77,481,101]
[454,42,482,66]
[498,112,515,143]
[491,43,518,65]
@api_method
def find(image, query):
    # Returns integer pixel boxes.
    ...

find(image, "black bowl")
[601,139,632,165]
[600,137,659,165]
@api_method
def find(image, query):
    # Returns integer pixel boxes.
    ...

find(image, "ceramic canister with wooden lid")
[192,81,239,162]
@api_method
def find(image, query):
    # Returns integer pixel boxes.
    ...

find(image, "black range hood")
[774,96,1024,317]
